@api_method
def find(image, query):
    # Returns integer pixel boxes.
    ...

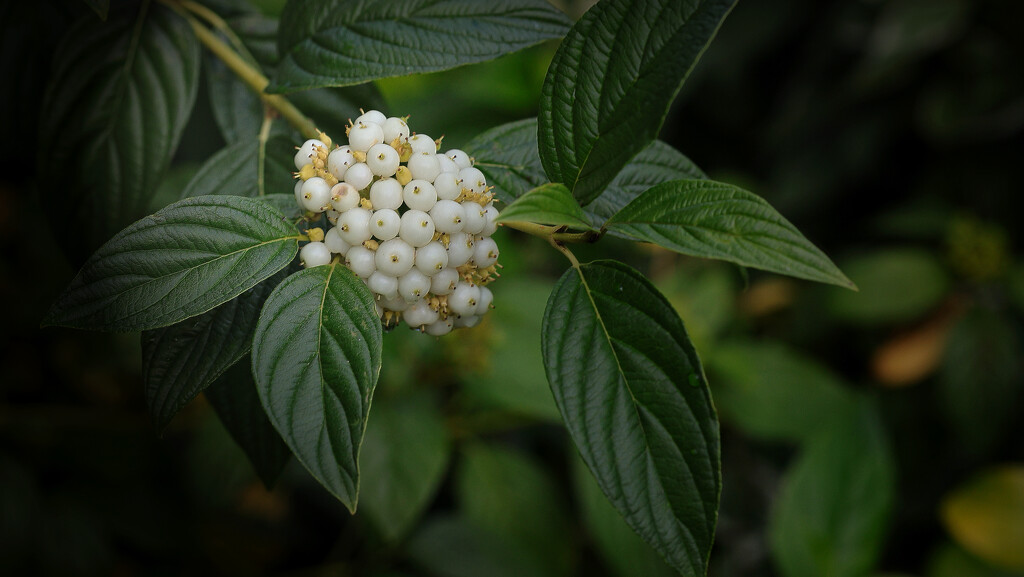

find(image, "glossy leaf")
[181,136,297,201]
[360,394,451,542]
[39,2,200,262]
[464,118,705,226]
[456,443,573,576]
[941,466,1024,571]
[205,356,292,488]
[588,140,706,228]
[252,264,383,511]
[271,0,571,92]
[538,0,736,204]
[464,118,548,205]
[572,454,675,577]
[771,398,895,577]
[708,341,855,443]
[496,183,594,230]
[542,260,720,576]
[607,180,854,288]
[140,268,287,431]
[44,195,300,332]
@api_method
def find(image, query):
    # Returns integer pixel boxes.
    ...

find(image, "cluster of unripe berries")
[292,110,500,336]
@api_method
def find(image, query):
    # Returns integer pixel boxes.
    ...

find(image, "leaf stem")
[500,220,602,244]
[549,237,582,269]
[257,110,273,196]
[158,0,319,140]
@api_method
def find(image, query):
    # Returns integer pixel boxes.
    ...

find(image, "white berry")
[424,317,454,336]
[472,236,499,268]
[344,162,374,191]
[331,182,360,212]
[475,286,493,315]
[399,269,431,302]
[345,246,377,278]
[429,199,465,234]
[481,204,499,236]
[367,271,399,300]
[324,227,351,254]
[436,153,458,174]
[434,172,461,201]
[459,167,487,194]
[370,209,401,241]
[414,241,448,275]
[446,232,475,267]
[448,283,481,317]
[407,152,441,183]
[375,238,415,277]
[430,268,459,295]
[349,121,385,152]
[460,201,487,234]
[409,133,436,155]
[356,109,387,126]
[300,241,332,268]
[446,149,472,169]
[399,210,436,247]
[382,116,410,143]
[337,207,372,245]
[403,180,437,212]
[403,300,439,328]
[294,138,325,170]
[328,146,355,180]
[369,178,403,210]
[366,143,400,177]
[300,177,331,212]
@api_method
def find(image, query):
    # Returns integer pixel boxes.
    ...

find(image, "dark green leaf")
[252,263,383,511]
[141,268,288,431]
[44,195,300,331]
[360,394,451,542]
[538,0,736,204]
[771,398,895,577]
[828,249,949,324]
[464,118,548,206]
[408,515,541,577]
[205,356,292,488]
[81,0,109,20]
[463,118,704,226]
[496,183,594,230]
[39,2,200,263]
[542,260,720,576]
[589,140,706,228]
[572,454,675,577]
[457,443,573,577]
[182,140,261,199]
[271,0,571,92]
[607,180,854,288]
[257,194,303,218]
[205,53,263,142]
[149,161,200,213]
[707,341,855,443]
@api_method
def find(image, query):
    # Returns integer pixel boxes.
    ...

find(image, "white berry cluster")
[292,110,500,336]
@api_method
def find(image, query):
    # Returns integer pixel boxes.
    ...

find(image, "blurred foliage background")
[2,0,1023,575]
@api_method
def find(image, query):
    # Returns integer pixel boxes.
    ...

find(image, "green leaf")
[463,118,705,225]
[181,136,297,201]
[572,454,675,577]
[828,248,949,324]
[257,194,303,219]
[456,443,573,576]
[140,268,288,431]
[707,341,855,443]
[496,183,594,229]
[941,466,1024,572]
[542,260,720,576]
[928,542,1023,577]
[44,195,300,332]
[770,398,895,577]
[588,140,706,229]
[205,53,263,143]
[607,180,854,288]
[39,2,200,263]
[251,264,383,511]
[360,394,451,542]
[464,118,549,206]
[205,356,292,488]
[538,0,736,204]
[271,0,571,92]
